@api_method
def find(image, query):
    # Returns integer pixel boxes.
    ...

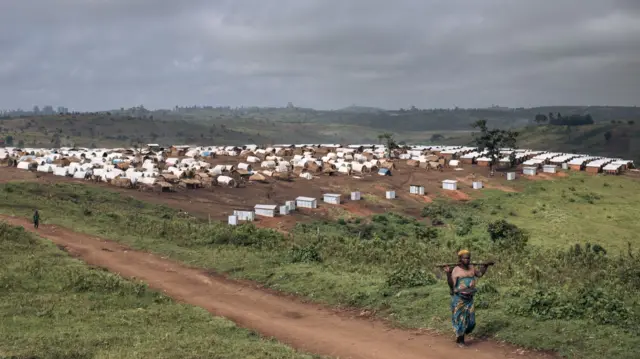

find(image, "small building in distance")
[603,163,623,175]
[442,180,458,191]
[254,204,277,217]
[323,193,341,205]
[233,210,255,222]
[279,205,290,215]
[296,196,317,209]
[410,184,425,195]
[476,157,492,167]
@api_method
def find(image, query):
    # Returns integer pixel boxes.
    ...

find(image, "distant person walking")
[33,209,40,229]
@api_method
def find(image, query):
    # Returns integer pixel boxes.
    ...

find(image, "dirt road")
[1,215,553,359]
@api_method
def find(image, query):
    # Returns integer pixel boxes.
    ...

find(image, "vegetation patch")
[2,179,640,358]
[0,222,315,359]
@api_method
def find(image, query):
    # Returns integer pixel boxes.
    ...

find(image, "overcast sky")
[1,0,639,111]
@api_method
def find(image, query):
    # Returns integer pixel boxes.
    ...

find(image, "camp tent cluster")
[0,144,634,194]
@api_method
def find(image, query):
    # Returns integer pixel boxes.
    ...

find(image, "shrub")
[509,286,636,331]
[289,245,323,263]
[421,203,454,219]
[386,266,437,289]
[454,216,474,236]
[414,225,439,241]
[486,220,529,251]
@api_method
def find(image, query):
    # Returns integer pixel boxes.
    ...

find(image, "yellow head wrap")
[458,249,470,256]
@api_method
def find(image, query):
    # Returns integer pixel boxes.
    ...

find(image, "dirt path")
[1,215,553,359]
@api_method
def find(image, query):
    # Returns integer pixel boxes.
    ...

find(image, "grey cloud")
[0,0,639,111]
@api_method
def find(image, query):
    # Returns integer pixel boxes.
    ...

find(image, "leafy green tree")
[5,135,13,146]
[377,133,398,151]
[471,120,518,171]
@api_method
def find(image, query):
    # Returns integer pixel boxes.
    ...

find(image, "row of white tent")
[522,152,633,171]
[3,144,634,177]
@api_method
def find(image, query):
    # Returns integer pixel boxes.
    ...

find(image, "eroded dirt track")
[2,215,553,359]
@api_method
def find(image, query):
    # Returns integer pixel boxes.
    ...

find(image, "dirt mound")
[422,195,434,203]
[341,201,376,217]
[253,215,297,233]
[444,190,471,201]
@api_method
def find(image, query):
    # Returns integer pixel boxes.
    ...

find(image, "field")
[2,156,638,250]
[0,161,528,233]
[0,222,317,359]
[2,159,640,358]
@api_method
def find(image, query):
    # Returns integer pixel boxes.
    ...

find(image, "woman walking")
[33,209,40,229]
[443,250,493,347]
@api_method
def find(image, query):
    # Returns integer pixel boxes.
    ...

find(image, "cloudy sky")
[1,0,639,111]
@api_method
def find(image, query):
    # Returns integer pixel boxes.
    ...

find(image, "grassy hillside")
[0,112,469,148]
[1,173,639,359]
[155,105,640,131]
[441,122,640,163]
[0,222,316,359]
[1,106,639,158]
[0,114,272,148]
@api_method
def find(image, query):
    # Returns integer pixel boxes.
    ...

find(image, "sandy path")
[1,215,553,359]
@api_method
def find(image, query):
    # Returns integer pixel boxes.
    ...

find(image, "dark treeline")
[535,112,595,126]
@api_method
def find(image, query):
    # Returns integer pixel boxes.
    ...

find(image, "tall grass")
[0,222,317,359]
[1,176,639,359]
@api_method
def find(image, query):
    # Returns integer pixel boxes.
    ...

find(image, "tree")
[534,114,548,124]
[585,114,594,124]
[604,131,612,142]
[377,133,398,154]
[472,119,518,171]
[5,135,13,146]
[50,134,61,148]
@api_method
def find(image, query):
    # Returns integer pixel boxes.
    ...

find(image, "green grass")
[468,172,640,251]
[1,176,639,359]
[0,222,318,359]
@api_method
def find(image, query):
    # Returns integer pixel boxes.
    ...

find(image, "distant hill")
[337,106,386,114]
[2,106,639,160]
[0,114,271,148]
